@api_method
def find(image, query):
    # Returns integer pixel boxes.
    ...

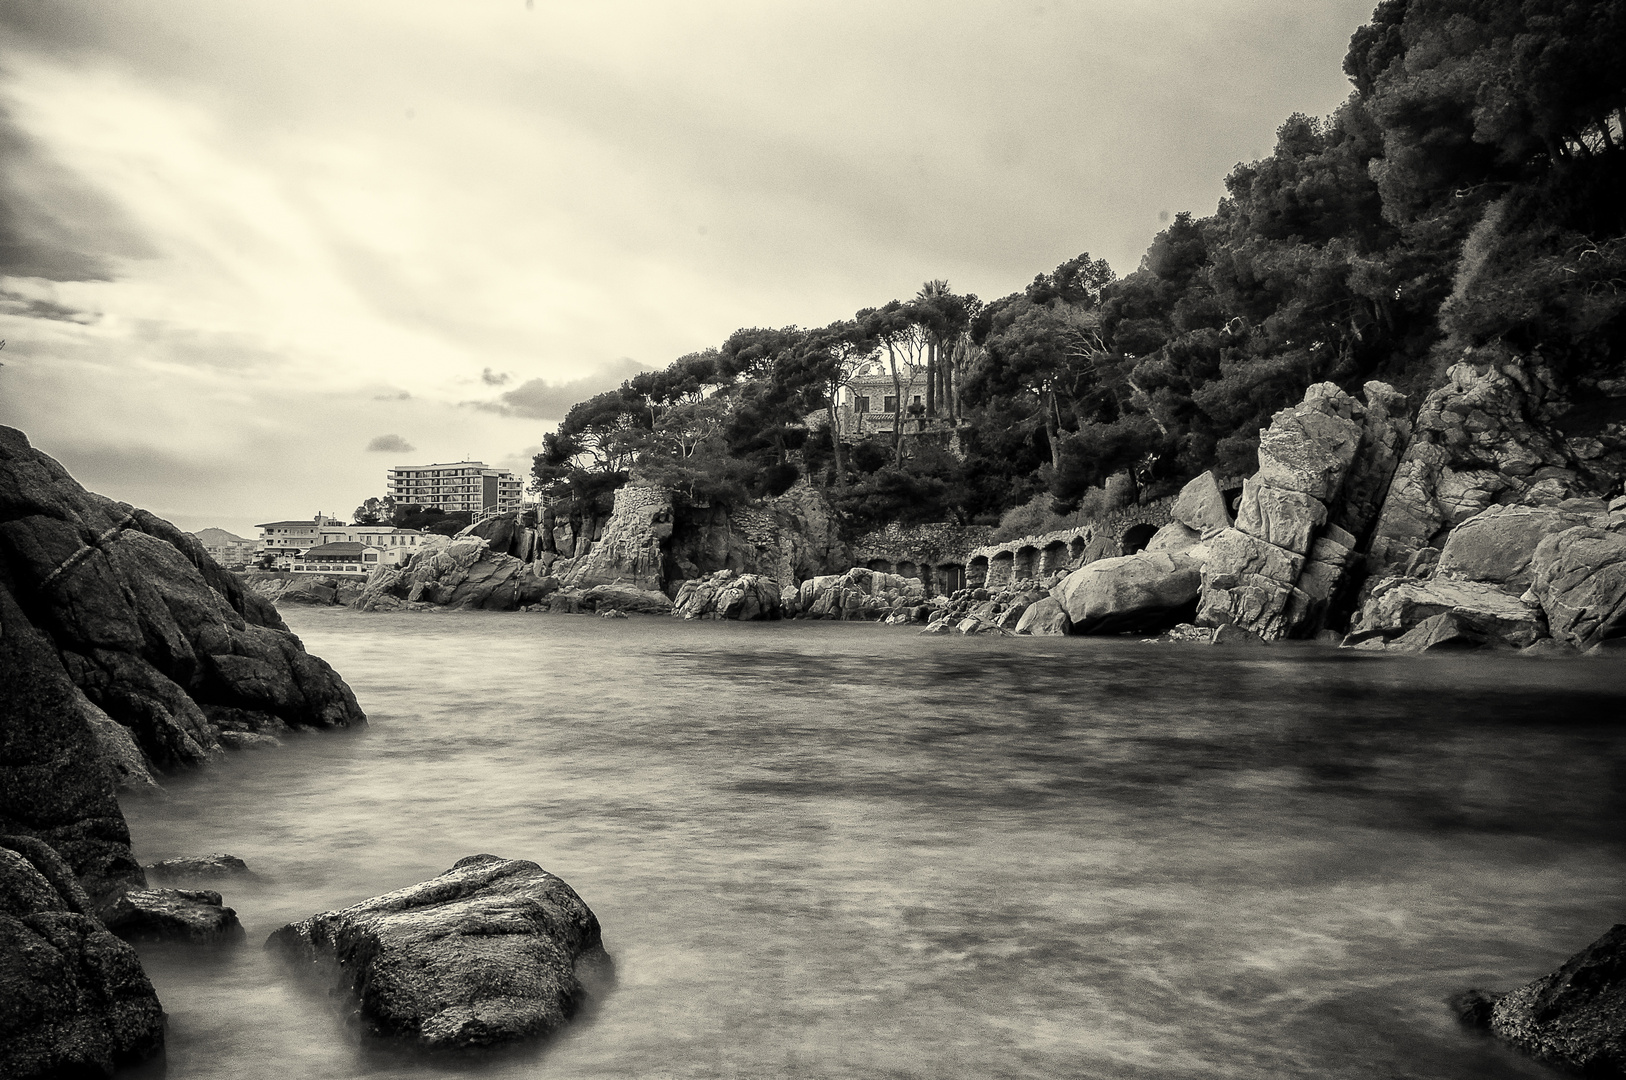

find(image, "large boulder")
[578,583,675,615]
[1455,924,1626,1077]
[1014,596,1071,635]
[1234,479,1326,556]
[1435,503,1604,588]
[0,427,365,773]
[0,837,165,1079]
[1052,551,1202,635]
[267,855,613,1050]
[1525,527,1626,650]
[1252,385,1364,502]
[1347,577,1546,649]
[1169,471,1232,539]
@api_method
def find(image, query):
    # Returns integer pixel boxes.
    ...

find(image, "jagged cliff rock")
[797,567,925,620]
[0,428,365,773]
[666,481,849,591]
[563,485,672,592]
[1366,352,1584,580]
[1195,382,1409,641]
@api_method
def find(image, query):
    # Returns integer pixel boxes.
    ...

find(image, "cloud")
[373,390,412,400]
[473,358,646,421]
[480,367,509,386]
[365,433,415,452]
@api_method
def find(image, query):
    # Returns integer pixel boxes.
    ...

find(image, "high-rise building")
[386,461,524,515]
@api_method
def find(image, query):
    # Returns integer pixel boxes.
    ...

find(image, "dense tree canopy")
[531,0,1625,539]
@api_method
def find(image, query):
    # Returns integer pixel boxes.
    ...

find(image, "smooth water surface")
[121,610,1626,1079]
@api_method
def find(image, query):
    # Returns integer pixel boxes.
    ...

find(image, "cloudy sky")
[0,0,1375,537]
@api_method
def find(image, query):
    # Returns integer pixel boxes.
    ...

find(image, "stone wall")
[853,521,995,594]
[964,499,1175,589]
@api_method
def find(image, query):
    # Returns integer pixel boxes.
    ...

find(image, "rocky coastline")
[0,425,367,1076]
[270,351,1626,656]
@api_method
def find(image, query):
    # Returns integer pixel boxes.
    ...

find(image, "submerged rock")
[146,853,250,883]
[267,854,613,1050]
[1456,924,1626,1077]
[96,887,244,945]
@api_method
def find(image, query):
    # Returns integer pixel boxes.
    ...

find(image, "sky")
[0,0,1378,538]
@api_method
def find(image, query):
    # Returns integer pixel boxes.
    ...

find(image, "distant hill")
[194,527,248,546]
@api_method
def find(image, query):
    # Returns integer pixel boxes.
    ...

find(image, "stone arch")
[1069,537,1087,562]
[989,550,1014,588]
[1013,545,1038,580]
[935,562,964,594]
[1040,540,1068,576]
[895,560,918,582]
[865,558,893,573]
[1121,522,1159,556]
[967,555,989,588]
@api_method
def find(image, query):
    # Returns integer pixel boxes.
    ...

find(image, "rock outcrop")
[1526,526,1626,651]
[672,571,783,620]
[797,567,926,620]
[562,485,672,592]
[0,427,365,775]
[267,854,613,1050]
[1455,924,1626,1077]
[354,537,560,612]
[1366,351,1583,580]
[0,837,166,1080]
[666,481,850,591]
[1196,382,1410,640]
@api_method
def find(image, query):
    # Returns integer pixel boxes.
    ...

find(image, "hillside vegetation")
[534,0,1626,543]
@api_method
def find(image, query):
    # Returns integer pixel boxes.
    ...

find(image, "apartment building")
[254,513,341,560]
[385,461,524,515]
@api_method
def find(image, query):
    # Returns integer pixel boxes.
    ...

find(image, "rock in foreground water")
[96,888,244,945]
[267,854,613,1050]
[0,841,165,1079]
[1456,924,1626,1077]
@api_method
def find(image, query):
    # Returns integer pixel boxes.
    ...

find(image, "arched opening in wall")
[1121,522,1159,556]
[1069,537,1087,563]
[866,558,893,573]
[1040,540,1068,576]
[896,560,918,582]
[967,556,988,588]
[989,550,1015,587]
[935,563,964,594]
[1013,545,1038,580]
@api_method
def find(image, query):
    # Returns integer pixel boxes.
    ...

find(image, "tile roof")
[301,542,373,556]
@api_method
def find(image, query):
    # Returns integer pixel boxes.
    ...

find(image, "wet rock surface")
[96,887,244,945]
[1456,924,1626,1077]
[267,854,613,1050]
[145,853,251,883]
[0,838,165,1080]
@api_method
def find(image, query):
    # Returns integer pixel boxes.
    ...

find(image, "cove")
[123,608,1626,1079]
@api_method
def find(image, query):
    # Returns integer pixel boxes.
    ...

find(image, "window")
[854,396,870,414]
[884,396,897,413]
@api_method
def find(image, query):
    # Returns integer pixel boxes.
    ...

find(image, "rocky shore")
[293,351,1625,656]
[1,425,366,1077]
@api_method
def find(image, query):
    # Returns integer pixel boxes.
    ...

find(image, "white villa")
[254,516,431,573]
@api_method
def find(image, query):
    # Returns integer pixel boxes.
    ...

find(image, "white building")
[254,514,341,561]
[386,461,523,515]
[288,542,383,577]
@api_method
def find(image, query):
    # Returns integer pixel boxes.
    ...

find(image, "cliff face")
[0,428,365,774]
[665,481,849,591]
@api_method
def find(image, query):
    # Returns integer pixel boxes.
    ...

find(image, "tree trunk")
[826,396,845,485]
[1044,390,1062,472]
[930,339,943,414]
[886,340,904,468]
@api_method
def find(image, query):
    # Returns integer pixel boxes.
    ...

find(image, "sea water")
[119,608,1626,1079]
